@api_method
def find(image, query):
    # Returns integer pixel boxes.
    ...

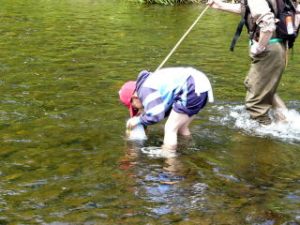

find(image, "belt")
[249,38,283,46]
[268,38,283,44]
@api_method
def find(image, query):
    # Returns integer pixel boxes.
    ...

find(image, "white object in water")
[141,146,177,158]
[127,124,147,141]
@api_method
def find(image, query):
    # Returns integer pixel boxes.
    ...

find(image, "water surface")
[0,0,299,224]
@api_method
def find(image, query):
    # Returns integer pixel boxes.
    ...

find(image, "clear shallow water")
[0,0,299,224]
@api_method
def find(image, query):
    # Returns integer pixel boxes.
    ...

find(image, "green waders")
[244,41,286,125]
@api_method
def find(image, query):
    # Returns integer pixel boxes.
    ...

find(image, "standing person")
[207,0,299,125]
[118,67,214,155]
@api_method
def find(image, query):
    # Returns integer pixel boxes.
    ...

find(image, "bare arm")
[207,0,241,14]
[295,4,300,30]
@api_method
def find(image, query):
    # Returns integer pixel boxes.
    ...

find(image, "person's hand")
[250,40,266,57]
[207,0,224,9]
[126,117,141,129]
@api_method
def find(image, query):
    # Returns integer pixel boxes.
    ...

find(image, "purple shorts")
[173,76,208,117]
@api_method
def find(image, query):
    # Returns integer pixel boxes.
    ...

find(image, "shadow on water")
[0,0,299,224]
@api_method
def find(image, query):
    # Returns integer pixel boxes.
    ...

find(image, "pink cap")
[118,81,138,117]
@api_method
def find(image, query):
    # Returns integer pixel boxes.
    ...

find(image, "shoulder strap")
[230,0,250,51]
[286,0,297,12]
[265,0,276,15]
[268,0,297,14]
[230,19,246,51]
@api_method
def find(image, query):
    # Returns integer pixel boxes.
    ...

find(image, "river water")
[0,0,299,224]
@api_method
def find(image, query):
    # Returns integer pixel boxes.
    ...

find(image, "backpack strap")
[286,0,297,12]
[230,0,250,51]
[267,0,296,17]
[266,0,276,14]
[230,18,246,51]
[229,0,297,51]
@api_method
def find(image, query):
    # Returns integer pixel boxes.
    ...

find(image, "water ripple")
[211,103,300,143]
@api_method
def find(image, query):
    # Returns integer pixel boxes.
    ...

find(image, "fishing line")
[155,5,210,72]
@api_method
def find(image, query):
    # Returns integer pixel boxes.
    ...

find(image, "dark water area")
[0,0,299,224]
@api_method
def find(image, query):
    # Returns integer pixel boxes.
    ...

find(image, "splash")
[211,104,300,143]
[141,146,177,158]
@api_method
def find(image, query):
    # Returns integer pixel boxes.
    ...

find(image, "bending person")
[118,67,213,154]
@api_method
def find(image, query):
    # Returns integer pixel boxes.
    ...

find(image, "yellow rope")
[155,5,210,72]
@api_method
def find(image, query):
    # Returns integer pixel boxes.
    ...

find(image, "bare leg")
[163,110,192,150]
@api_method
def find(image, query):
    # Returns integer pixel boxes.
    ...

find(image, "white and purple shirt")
[135,67,214,126]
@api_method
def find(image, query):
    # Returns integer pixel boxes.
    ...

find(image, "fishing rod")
[155,5,210,72]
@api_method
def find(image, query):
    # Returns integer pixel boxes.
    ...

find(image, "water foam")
[211,104,300,143]
[141,146,177,158]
